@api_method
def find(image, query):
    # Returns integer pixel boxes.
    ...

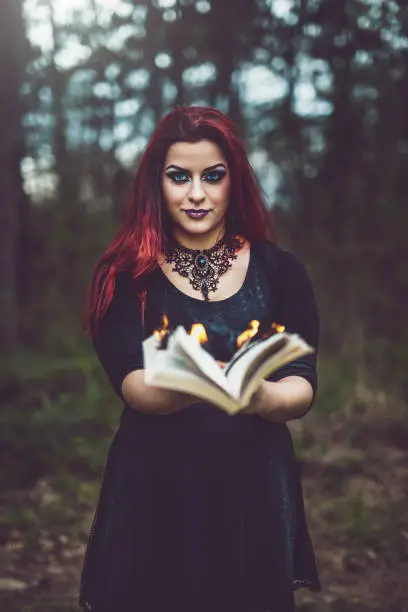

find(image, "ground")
[1,401,408,612]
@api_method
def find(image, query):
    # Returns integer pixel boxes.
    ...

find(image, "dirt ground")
[1,404,408,612]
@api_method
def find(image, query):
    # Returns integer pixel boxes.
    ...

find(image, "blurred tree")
[270,0,408,393]
[0,0,29,352]
[12,0,408,396]
[203,0,259,126]
[47,0,75,206]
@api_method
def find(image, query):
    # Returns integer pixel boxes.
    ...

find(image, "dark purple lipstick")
[184,209,210,219]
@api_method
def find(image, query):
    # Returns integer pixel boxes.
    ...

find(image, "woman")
[80,106,321,612]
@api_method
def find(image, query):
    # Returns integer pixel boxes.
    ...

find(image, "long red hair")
[84,106,276,335]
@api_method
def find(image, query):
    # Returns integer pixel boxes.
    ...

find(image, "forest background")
[1,0,408,610]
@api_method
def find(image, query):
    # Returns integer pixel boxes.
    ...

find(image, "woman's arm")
[255,246,319,420]
[243,376,313,422]
[92,272,198,416]
[121,369,199,416]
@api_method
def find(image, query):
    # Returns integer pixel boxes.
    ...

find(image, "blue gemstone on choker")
[196,255,207,269]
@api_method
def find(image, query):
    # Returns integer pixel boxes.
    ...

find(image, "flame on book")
[189,323,208,345]
[153,314,169,341]
[236,320,260,349]
[154,316,286,351]
[271,322,286,334]
[236,320,286,350]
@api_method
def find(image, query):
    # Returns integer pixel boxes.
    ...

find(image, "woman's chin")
[173,220,226,246]
[176,218,224,235]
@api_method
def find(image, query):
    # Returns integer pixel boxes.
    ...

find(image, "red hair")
[84,106,276,335]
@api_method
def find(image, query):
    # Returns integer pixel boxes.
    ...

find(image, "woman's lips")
[184,210,210,219]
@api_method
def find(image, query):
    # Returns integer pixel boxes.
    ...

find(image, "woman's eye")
[203,171,225,184]
[167,172,190,184]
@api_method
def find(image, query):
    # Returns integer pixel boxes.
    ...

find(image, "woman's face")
[161,139,231,249]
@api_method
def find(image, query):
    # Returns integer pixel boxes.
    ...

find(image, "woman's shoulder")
[251,238,307,275]
[93,266,144,319]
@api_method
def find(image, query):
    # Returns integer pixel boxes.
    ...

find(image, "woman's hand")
[239,380,271,415]
[214,365,313,422]
[122,370,200,416]
[239,377,314,422]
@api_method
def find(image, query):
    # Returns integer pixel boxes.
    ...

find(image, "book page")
[240,336,314,407]
[142,329,313,414]
[172,327,233,397]
[224,333,289,399]
[143,334,197,376]
[142,334,240,414]
[145,367,239,414]
[224,333,313,403]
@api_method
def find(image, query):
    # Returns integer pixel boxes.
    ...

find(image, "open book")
[143,326,314,415]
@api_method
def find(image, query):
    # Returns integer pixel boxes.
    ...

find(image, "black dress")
[79,241,321,612]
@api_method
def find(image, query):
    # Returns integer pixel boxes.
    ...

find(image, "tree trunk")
[0,0,27,352]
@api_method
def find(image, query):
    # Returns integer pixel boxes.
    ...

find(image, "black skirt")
[79,408,320,612]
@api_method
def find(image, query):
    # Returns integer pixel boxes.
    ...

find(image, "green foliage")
[20,205,117,355]
[312,356,357,415]
[0,351,118,490]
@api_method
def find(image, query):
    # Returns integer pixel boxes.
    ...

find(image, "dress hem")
[79,579,322,611]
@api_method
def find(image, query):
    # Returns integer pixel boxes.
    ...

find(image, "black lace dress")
[79,242,321,612]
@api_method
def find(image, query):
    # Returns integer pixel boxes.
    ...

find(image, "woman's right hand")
[122,370,199,415]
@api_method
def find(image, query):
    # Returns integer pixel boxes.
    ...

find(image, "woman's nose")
[188,178,206,204]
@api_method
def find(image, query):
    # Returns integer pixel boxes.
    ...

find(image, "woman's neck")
[171,229,226,251]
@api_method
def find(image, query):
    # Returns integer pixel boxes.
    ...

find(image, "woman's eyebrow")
[164,163,227,172]
[164,164,190,172]
[203,163,227,172]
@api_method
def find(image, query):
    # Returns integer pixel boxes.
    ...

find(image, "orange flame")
[236,320,260,349]
[271,322,286,333]
[189,323,208,345]
[153,314,169,341]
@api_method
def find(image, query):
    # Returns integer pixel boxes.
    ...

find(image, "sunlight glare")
[46,0,120,24]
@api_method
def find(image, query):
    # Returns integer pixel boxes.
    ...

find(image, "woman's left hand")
[239,377,314,422]
[239,380,270,415]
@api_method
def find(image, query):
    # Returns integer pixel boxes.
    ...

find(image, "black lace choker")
[165,235,244,301]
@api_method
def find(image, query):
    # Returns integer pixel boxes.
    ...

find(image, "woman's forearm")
[249,376,314,422]
[121,369,198,415]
